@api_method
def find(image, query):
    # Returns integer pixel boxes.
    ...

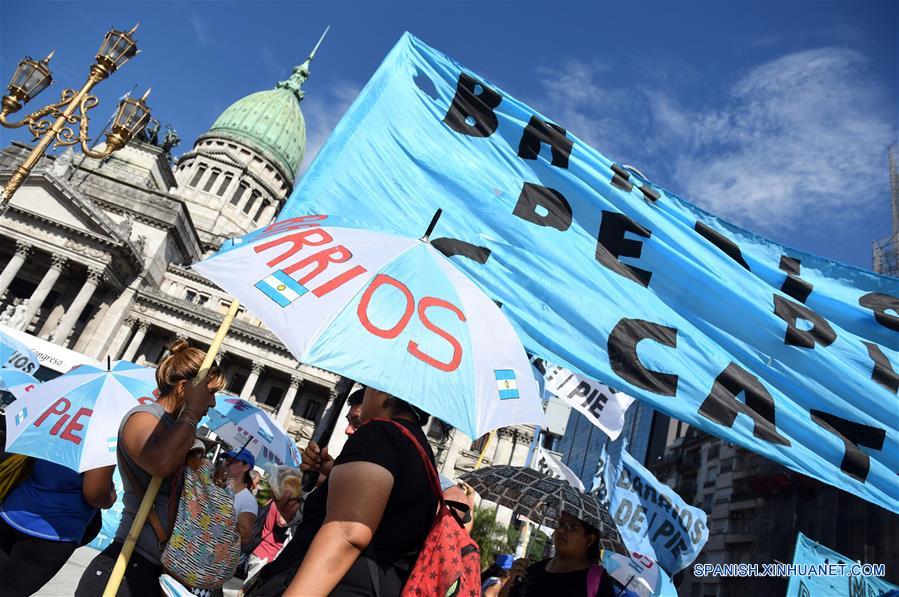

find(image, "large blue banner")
[279,33,898,512]
[785,532,898,596]
[596,444,708,574]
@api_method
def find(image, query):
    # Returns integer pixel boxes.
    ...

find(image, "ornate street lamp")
[0,24,152,210]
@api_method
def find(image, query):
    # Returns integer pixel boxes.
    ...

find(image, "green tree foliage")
[470,508,553,570]
[470,507,512,569]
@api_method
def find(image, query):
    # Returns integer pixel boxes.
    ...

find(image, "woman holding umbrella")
[247,386,437,596]
[75,340,225,597]
[500,511,617,597]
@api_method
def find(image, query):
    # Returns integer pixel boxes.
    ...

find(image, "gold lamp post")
[0,24,152,210]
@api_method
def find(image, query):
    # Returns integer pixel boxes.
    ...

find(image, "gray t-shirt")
[114,402,179,564]
[234,487,258,517]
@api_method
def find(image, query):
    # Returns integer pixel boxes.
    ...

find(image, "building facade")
[557,399,665,491]
[648,420,899,596]
[0,54,339,449]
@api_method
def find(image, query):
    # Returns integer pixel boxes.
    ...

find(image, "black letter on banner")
[694,222,751,270]
[610,164,660,203]
[773,295,837,349]
[778,256,813,303]
[513,183,572,231]
[610,164,633,192]
[443,73,502,138]
[809,410,886,482]
[698,362,791,446]
[862,341,899,394]
[859,292,899,332]
[431,238,492,264]
[608,318,678,396]
[596,211,653,287]
[518,115,572,168]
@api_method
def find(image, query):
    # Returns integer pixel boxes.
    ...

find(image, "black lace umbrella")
[460,465,627,555]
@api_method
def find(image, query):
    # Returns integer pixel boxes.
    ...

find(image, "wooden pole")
[473,430,495,470]
[102,299,241,596]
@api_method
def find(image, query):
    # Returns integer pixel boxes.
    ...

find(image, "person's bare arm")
[284,461,393,595]
[82,465,116,509]
[237,512,256,546]
[120,378,217,478]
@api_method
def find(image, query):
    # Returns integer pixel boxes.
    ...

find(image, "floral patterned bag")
[161,456,241,590]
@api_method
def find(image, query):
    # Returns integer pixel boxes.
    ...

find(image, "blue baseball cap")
[224,448,255,468]
[495,554,514,570]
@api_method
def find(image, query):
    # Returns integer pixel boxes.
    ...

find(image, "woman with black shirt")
[247,386,436,596]
[501,511,617,597]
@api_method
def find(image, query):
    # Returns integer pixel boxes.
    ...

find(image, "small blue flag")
[255,270,308,307]
[494,369,519,400]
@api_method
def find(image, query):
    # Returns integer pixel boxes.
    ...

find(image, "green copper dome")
[205,85,306,182]
[199,29,328,183]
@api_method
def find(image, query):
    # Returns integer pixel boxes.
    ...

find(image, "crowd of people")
[0,341,621,596]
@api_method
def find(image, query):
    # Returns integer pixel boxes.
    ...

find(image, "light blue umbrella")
[203,396,301,468]
[192,213,545,439]
[1,328,39,375]
[0,368,40,398]
[5,360,158,472]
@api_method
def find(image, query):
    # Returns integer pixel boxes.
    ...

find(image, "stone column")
[276,376,303,427]
[492,428,516,467]
[321,386,341,425]
[0,241,31,299]
[257,202,278,227]
[19,254,67,331]
[51,267,104,346]
[439,427,473,478]
[121,321,150,362]
[510,428,534,467]
[111,318,136,359]
[240,362,263,403]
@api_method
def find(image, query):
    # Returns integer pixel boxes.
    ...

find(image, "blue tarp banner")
[596,443,708,574]
[279,32,898,511]
[785,532,898,596]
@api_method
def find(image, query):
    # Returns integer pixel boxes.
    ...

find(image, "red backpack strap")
[372,418,444,503]
[586,564,603,597]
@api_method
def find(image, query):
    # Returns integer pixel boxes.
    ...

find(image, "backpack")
[160,455,242,590]
[379,420,482,597]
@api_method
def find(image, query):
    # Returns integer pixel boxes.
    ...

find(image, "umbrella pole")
[473,430,495,470]
[300,376,354,492]
[103,299,241,597]
[514,521,533,559]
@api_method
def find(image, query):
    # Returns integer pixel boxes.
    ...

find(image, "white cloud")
[530,48,895,236]
[298,80,361,176]
[190,11,213,45]
[672,48,894,231]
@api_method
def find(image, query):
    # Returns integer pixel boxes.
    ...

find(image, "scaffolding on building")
[872,145,899,276]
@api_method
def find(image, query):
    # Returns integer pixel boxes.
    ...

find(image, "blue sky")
[1,1,896,270]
